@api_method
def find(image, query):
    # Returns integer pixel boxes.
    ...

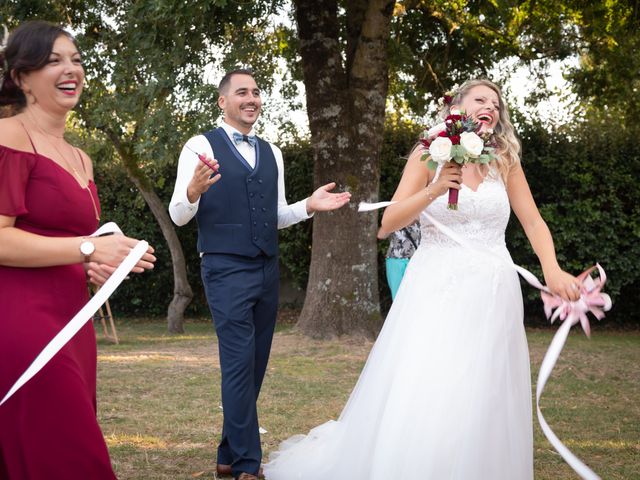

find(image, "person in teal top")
[384,221,421,300]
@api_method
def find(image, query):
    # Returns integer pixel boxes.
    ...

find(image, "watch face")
[80,241,95,255]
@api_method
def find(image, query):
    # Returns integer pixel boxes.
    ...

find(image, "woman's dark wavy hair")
[0,20,77,114]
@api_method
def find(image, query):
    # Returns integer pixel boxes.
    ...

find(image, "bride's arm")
[507,163,580,301]
[378,147,461,238]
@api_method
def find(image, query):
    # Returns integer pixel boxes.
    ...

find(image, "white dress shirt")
[169,122,312,236]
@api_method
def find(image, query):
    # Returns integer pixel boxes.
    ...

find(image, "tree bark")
[104,131,193,333]
[124,175,193,334]
[294,0,395,338]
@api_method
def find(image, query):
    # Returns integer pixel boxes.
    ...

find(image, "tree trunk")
[125,174,193,333]
[294,0,395,338]
[104,131,193,333]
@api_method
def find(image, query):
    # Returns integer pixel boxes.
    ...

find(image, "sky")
[495,57,580,126]
[198,2,581,143]
[244,57,580,143]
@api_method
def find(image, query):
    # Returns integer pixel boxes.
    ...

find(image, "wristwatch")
[80,238,96,263]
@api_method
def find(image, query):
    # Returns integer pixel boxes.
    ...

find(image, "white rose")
[427,122,446,138]
[429,136,453,163]
[460,131,484,157]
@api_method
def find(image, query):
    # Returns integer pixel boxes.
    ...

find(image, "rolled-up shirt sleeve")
[168,135,214,226]
[271,144,313,229]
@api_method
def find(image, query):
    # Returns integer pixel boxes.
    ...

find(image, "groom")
[169,69,350,480]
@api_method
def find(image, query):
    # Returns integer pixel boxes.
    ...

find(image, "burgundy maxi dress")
[0,142,116,479]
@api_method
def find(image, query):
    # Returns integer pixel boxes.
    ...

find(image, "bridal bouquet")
[419,111,496,210]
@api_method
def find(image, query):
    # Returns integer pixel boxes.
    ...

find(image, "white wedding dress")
[264,169,533,479]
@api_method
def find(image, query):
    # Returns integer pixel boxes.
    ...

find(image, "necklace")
[25,113,100,221]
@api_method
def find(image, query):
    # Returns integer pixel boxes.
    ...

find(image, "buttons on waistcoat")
[245,170,272,249]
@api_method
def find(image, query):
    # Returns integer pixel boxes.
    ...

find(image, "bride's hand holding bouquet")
[426,161,463,203]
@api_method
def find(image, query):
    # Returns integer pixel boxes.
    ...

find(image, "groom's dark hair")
[218,68,256,95]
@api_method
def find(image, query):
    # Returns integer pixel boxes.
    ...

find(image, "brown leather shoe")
[217,464,264,479]
[236,474,259,480]
[216,464,233,476]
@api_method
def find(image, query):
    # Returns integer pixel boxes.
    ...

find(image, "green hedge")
[94,114,639,326]
[93,162,209,318]
[512,115,640,324]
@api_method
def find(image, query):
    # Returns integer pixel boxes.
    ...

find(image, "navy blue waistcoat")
[195,128,279,257]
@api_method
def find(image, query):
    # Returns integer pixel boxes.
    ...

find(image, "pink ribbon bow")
[540,264,612,338]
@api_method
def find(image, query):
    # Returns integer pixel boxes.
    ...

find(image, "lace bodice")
[419,167,510,250]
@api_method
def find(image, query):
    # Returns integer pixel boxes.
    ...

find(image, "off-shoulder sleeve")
[0,146,36,217]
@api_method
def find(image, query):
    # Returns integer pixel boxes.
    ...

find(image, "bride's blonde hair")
[438,78,521,183]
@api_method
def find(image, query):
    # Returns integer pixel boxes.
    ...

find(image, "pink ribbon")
[540,264,612,337]
[532,265,611,480]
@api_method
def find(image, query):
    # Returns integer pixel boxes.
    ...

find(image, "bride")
[264,79,581,480]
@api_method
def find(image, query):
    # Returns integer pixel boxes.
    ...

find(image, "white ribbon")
[359,201,601,480]
[0,223,148,407]
[357,201,396,212]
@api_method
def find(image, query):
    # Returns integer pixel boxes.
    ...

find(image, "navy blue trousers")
[201,253,279,477]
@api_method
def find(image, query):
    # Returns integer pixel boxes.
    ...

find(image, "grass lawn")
[96,314,640,479]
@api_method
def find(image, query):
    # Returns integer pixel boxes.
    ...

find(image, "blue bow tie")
[232,132,257,147]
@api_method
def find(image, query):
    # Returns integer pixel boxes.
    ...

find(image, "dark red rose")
[420,138,431,148]
[443,95,453,105]
[438,130,448,137]
[450,135,461,145]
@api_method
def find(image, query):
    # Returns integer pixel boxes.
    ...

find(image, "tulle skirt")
[264,244,533,480]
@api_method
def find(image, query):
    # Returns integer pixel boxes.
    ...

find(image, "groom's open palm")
[306,182,351,214]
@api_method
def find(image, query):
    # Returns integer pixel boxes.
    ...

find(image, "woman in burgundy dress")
[0,21,155,478]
